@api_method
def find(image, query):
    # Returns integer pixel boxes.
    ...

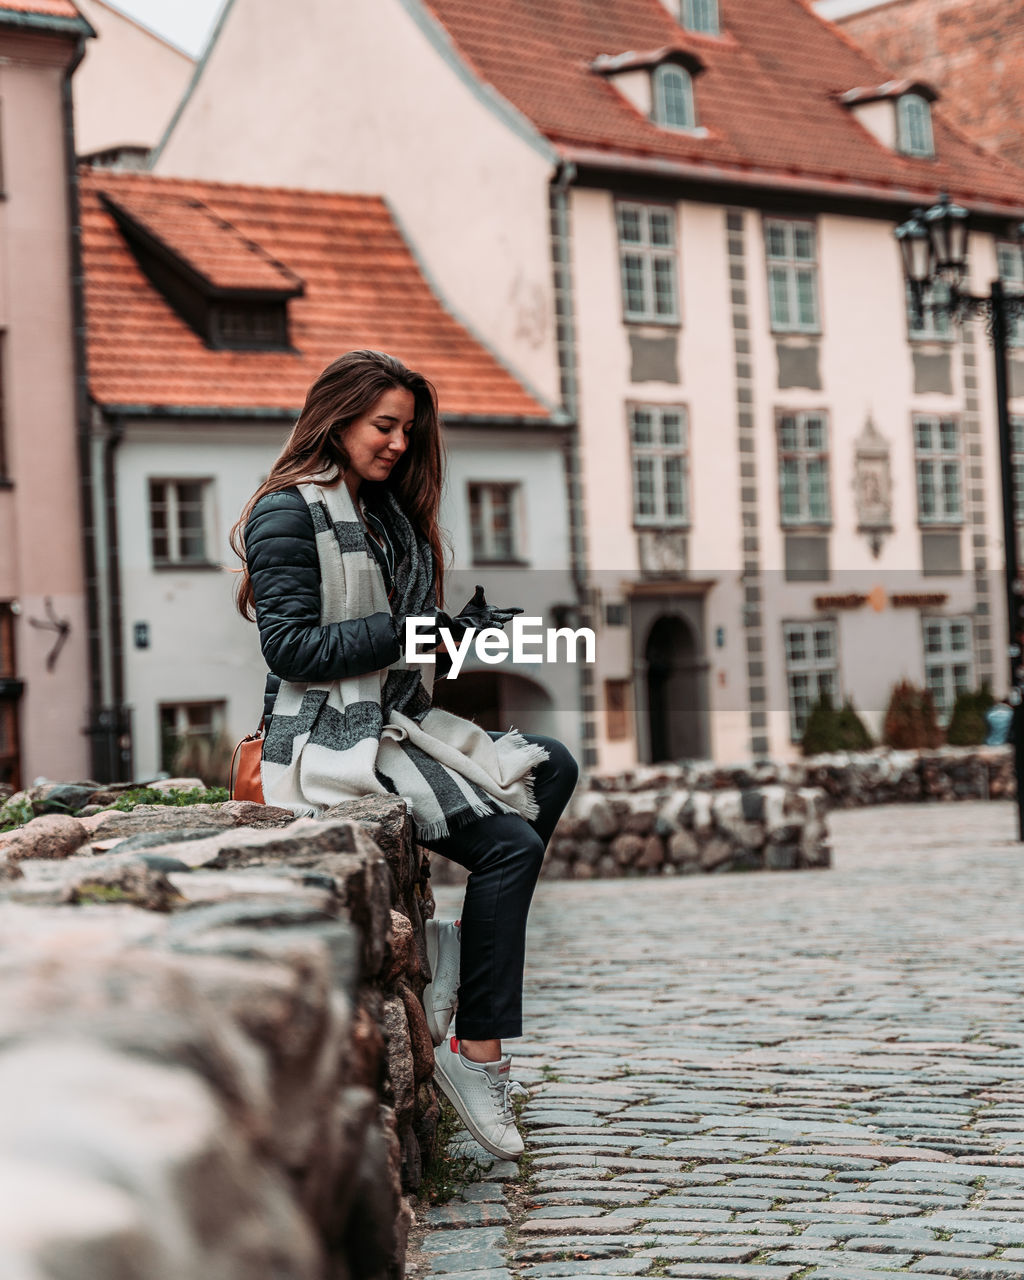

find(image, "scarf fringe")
[495,729,550,823]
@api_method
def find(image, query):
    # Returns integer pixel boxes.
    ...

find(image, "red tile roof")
[420,0,1024,212]
[101,189,303,296]
[0,0,83,20]
[81,170,550,420]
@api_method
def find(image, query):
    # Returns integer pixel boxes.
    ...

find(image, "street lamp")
[896,195,1024,839]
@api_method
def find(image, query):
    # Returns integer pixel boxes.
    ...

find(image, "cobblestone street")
[417,801,1024,1280]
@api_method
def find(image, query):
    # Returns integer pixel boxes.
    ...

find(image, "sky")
[104,0,225,57]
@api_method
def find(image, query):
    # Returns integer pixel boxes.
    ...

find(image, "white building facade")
[151,0,1024,770]
[81,172,579,780]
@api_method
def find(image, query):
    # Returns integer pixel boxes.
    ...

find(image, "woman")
[231,350,578,1160]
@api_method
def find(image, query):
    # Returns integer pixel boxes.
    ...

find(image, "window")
[159,700,226,775]
[784,621,838,741]
[907,279,952,342]
[777,411,830,526]
[997,241,1024,346]
[629,404,689,527]
[897,94,935,158]
[923,616,973,724]
[681,0,719,34]
[0,603,19,789]
[149,478,214,566]
[913,416,963,524]
[652,65,696,130]
[604,679,632,742]
[616,202,679,323]
[468,483,521,563]
[211,303,290,351]
[765,218,820,333]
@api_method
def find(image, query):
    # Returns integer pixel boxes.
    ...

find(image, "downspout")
[60,35,105,778]
[549,161,597,767]
[549,161,584,595]
[103,413,130,781]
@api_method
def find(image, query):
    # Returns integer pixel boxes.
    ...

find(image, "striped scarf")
[261,474,548,840]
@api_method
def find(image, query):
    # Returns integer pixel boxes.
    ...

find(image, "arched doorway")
[645,614,708,762]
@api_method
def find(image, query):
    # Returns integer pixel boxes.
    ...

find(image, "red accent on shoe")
[450,1036,460,1053]
[455,919,461,927]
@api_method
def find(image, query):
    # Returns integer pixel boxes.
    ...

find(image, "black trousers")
[421,734,579,1040]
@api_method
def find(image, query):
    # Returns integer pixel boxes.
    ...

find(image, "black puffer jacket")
[245,488,402,722]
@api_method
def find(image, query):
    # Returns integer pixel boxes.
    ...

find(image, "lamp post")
[896,195,1024,839]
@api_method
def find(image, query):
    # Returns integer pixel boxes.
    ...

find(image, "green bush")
[111,786,229,812]
[946,686,995,746]
[882,680,942,749]
[801,693,873,755]
[836,699,874,750]
[0,793,34,833]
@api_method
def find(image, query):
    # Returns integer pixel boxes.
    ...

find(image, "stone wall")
[592,744,1015,809]
[434,745,1014,884]
[427,780,832,886]
[0,788,438,1280]
[543,784,831,878]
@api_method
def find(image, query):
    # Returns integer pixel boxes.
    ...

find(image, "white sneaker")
[433,1036,526,1160]
[423,918,461,1045]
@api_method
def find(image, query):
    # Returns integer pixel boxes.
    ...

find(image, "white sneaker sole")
[433,1057,524,1161]
[424,921,457,1045]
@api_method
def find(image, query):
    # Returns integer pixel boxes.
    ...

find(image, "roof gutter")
[98,404,562,429]
[0,10,94,37]
[443,413,564,429]
[560,145,1024,220]
[100,404,300,420]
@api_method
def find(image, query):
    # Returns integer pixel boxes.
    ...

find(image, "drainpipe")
[549,161,598,766]
[549,161,585,599]
[60,36,106,779]
[103,412,131,781]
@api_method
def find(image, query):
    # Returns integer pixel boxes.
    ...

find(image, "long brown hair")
[230,350,448,619]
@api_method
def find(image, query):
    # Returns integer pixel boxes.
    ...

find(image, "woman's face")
[339,386,415,496]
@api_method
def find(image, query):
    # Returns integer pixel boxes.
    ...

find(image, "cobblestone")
[421,802,1024,1280]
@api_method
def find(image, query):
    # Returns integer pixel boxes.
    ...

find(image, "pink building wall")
[0,25,91,784]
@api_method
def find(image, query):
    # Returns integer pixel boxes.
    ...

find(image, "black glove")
[447,584,523,638]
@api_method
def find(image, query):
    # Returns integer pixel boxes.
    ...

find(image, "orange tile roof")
[0,0,83,19]
[101,189,303,296]
[420,0,1024,212]
[81,170,550,420]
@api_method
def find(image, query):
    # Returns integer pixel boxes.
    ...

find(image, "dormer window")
[99,189,304,352]
[681,0,719,35]
[898,93,935,158]
[593,49,706,133]
[840,80,939,159]
[653,64,696,130]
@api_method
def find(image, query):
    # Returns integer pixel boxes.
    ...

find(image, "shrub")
[801,693,873,755]
[836,699,873,750]
[946,686,995,746]
[801,692,840,755]
[882,680,942,749]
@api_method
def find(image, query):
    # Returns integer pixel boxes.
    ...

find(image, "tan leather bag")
[229,722,265,804]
